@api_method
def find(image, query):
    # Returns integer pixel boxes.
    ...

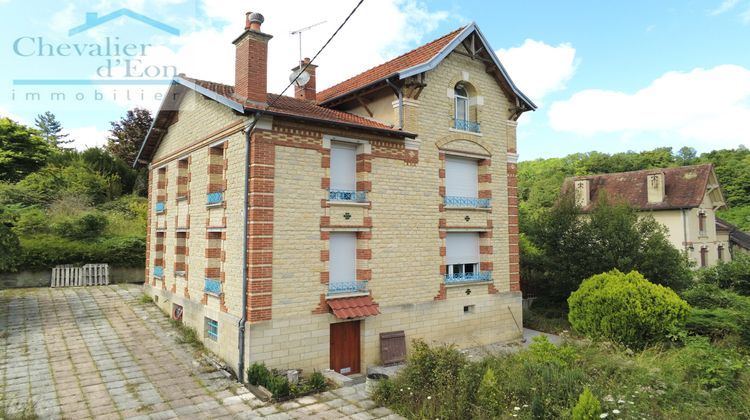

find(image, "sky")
[0,0,749,160]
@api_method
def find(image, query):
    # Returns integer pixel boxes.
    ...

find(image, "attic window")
[453,83,480,133]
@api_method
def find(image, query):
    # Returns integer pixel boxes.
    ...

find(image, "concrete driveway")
[0,285,401,419]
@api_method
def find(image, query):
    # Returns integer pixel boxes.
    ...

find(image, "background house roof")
[717,217,750,250]
[566,164,719,211]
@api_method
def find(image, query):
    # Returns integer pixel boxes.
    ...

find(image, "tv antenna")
[290,21,327,65]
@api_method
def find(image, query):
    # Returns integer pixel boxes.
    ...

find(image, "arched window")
[454,84,469,123]
[453,83,479,133]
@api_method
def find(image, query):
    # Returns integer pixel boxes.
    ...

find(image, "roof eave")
[398,22,537,111]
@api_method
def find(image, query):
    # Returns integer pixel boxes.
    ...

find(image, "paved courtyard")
[0,284,403,419]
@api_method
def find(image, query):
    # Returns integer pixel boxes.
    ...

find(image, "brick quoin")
[507,160,521,292]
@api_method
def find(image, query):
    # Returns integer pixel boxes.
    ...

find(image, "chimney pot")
[247,12,264,32]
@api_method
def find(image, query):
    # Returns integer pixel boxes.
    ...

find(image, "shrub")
[266,375,291,399]
[19,235,145,269]
[681,283,738,309]
[698,254,750,296]
[53,212,108,240]
[476,368,501,418]
[307,371,326,392]
[682,284,750,346]
[571,387,601,420]
[675,337,746,390]
[246,363,271,387]
[522,335,577,368]
[568,270,690,349]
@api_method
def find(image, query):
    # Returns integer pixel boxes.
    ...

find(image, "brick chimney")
[291,57,317,101]
[233,12,272,104]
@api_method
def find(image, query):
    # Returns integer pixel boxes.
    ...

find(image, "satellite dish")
[289,69,310,87]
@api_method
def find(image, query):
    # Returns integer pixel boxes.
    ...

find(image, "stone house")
[716,217,750,258]
[135,12,535,380]
[569,164,733,267]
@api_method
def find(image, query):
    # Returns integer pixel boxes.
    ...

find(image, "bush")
[53,212,108,240]
[698,254,750,296]
[675,337,746,390]
[266,375,291,399]
[682,284,750,346]
[19,235,145,269]
[522,335,577,368]
[246,363,271,387]
[307,371,326,392]
[476,368,502,418]
[571,387,601,420]
[568,270,690,349]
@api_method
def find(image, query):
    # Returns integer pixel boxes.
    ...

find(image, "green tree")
[524,192,692,301]
[34,111,71,147]
[0,207,21,272]
[0,117,53,182]
[106,108,153,164]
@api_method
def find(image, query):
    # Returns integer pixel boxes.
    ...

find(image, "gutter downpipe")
[238,112,261,384]
[386,78,404,129]
[681,208,689,255]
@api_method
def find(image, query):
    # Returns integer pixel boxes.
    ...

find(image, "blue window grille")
[155,201,166,213]
[207,191,224,205]
[453,119,481,133]
[444,271,492,284]
[206,318,218,341]
[328,190,367,203]
[327,280,369,295]
[153,266,164,278]
[204,278,222,295]
[444,196,491,208]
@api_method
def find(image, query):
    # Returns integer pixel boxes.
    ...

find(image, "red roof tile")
[184,77,409,135]
[327,295,380,319]
[566,164,715,211]
[316,26,466,103]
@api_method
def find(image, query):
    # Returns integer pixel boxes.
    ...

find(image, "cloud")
[67,126,110,150]
[709,0,740,15]
[548,65,750,148]
[496,39,577,104]
[0,105,24,123]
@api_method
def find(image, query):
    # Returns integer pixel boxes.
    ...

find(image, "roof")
[134,76,414,166]
[566,164,719,211]
[316,23,537,111]
[327,295,380,319]
[716,217,750,250]
[183,76,409,134]
[317,27,463,102]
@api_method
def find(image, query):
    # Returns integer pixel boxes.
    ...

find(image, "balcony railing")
[204,278,222,295]
[153,266,164,279]
[328,190,367,203]
[444,196,491,208]
[453,118,481,133]
[155,201,166,213]
[327,280,369,295]
[444,271,492,284]
[207,191,224,206]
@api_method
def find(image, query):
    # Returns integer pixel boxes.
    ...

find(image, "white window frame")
[330,142,357,192]
[454,85,469,122]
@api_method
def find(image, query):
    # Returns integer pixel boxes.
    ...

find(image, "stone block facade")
[143,27,527,376]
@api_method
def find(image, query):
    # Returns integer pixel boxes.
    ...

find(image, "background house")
[569,164,731,267]
[135,12,534,378]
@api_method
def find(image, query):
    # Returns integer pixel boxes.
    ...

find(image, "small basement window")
[463,305,475,314]
[205,317,218,341]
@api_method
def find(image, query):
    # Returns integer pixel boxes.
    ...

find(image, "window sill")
[206,202,224,209]
[449,127,483,137]
[175,271,186,277]
[444,280,493,288]
[444,206,492,212]
[328,200,370,207]
[326,291,370,299]
[176,195,189,202]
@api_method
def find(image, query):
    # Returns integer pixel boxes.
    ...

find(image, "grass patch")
[169,319,203,350]
[138,294,153,304]
[0,398,39,420]
[374,337,750,419]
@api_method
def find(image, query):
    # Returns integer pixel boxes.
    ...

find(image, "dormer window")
[453,83,480,133]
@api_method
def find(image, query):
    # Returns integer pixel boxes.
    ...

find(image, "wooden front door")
[330,321,361,375]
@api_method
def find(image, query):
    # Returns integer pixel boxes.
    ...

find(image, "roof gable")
[566,164,725,211]
[317,23,536,112]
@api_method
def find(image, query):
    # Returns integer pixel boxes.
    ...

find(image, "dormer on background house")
[647,172,665,203]
[575,179,590,208]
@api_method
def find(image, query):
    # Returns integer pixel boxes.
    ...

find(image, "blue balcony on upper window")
[328,190,367,203]
[153,266,164,279]
[453,119,481,133]
[155,201,166,213]
[206,191,224,206]
[327,280,368,296]
[444,271,491,284]
[204,278,222,295]
[444,196,491,209]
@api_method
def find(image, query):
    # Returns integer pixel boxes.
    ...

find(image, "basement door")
[330,320,361,375]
